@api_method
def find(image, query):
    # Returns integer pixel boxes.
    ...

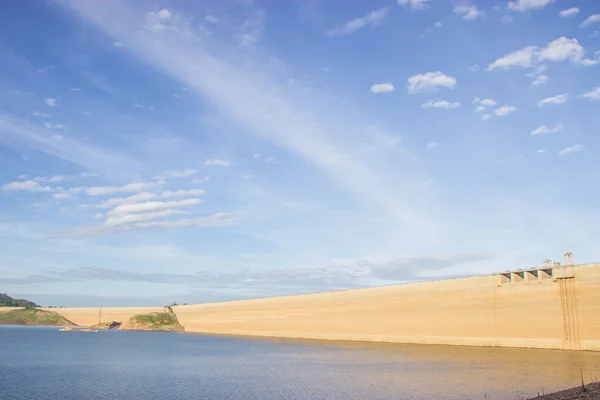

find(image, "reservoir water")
[1,326,600,400]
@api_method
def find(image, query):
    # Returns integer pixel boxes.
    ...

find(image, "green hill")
[120,307,184,332]
[0,308,74,326]
[0,293,40,308]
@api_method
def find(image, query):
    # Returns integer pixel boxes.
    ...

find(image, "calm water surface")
[1,326,600,400]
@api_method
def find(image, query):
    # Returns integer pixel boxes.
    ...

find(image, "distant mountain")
[0,293,40,308]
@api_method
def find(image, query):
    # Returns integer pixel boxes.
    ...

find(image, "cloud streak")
[57,1,435,236]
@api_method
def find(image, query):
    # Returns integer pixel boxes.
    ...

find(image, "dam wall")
[45,263,600,351]
[172,263,600,351]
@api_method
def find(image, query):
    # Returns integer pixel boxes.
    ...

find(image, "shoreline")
[529,382,600,399]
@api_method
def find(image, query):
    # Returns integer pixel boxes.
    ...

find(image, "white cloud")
[531,75,549,86]
[191,177,211,184]
[530,123,563,135]
[398,0,430,10]
[407,71,457,93]
[507,0,554,12]
[97,192,158,209]
[326,8,390,36]
[160,189,206,198]
[421,100,460,109]
[473,98,496,107]
[53,193,73,200]
[426,142,440,149]
[105,209,187,227]
[370,83,395,94]
[475,106,486,113]
[559,8,579,18]
[45,98,57,107]
[87,182,152,196]
[113,41,125,47]
[469,64,480,72]
[536,149,546,154]
[494,105,517,116]
[487,46,538,70]
[109,198,201,216]
[32,111,51,118]
[580,14,600,28]
[434,21,443,28]
[153,168,198,180]
[538,94,568,106]
[558,144,584,156]
[539,37,583,63]
[454,3,483,21]
[488,37,586,70]
[581,87,600,100]
[580,52,600,66]
[2,180,53,192]
[203,159,231,166]
[481,114,491,121]
[253,153,261,159]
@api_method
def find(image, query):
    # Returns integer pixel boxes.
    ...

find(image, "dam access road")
[26,262,600,352]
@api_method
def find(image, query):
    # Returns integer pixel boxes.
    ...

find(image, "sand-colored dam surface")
[30,263,600,351]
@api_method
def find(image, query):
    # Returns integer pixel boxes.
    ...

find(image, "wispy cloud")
[2,180,53,192]
[421,100,460,109]
[494,105,517,117]
[160,189,206,198]
[453,3,483,21]
[96,192,158,208]
[507,0,554,12]
[326,8,390,36]
[45,98,57,107]
[531,75,549,86]
[87,182,153,196]
[153,168,198,180]
[559,8,579,18]
[398,0,430,11]
[0,114,139,173]
[558,144,584,156]
[581,87,600,100]
[580,14,600,28]
[203,159,231,167]
[58,1,435,236]
[530,124,563,136]
[539,94,568,107]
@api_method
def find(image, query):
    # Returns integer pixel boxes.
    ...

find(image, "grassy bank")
[0,308,75,326]
[120,307,184,332]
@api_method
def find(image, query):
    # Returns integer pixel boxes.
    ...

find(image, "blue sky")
[1,0,599,306]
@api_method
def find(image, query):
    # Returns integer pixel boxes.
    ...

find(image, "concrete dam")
[49,262,600,352]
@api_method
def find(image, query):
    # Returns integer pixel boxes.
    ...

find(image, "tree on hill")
[0,293,40,308]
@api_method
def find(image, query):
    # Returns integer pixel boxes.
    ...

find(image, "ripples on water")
[1,326,600,400]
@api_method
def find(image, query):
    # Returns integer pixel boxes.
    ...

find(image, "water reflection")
[1,326,599,400]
